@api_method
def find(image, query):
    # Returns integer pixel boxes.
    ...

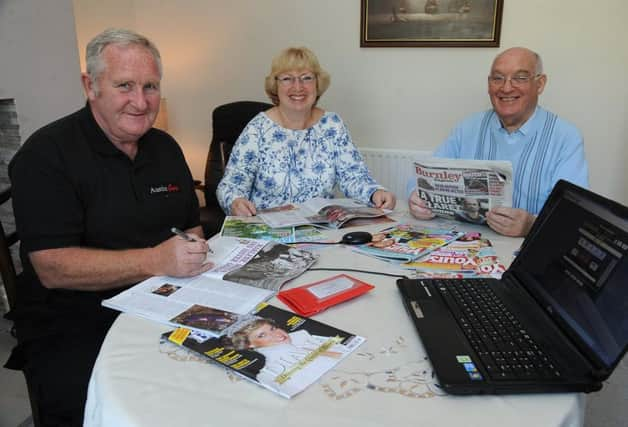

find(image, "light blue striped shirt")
[432,106,588,215]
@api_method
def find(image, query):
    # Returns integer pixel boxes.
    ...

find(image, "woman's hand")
[408,191,435,220]
[371,189,396,209]
[231,198,257,216]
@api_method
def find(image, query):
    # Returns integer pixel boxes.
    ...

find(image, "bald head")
[492,47,543,75]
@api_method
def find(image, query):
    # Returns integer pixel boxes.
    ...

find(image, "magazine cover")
[352,224,464,262]
[401,232,506,278]
[220,216,324,243]
[414,157,513,225]
[162,304,365,398]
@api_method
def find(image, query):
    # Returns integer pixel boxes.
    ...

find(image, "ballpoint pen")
[171,227,214,254]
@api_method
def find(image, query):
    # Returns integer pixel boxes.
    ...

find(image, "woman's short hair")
[230,318,277,350]
[86,28,162,95]
[264,47,331,106]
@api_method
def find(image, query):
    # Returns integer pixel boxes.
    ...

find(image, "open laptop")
[397,180,628,394]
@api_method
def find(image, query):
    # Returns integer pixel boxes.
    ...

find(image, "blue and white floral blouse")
[216,111,383,214]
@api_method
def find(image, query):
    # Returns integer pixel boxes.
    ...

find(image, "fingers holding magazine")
[371,189,396,209]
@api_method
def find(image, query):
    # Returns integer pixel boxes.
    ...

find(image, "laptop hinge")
[589,368,610,381]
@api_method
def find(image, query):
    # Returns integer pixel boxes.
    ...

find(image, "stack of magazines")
[352,224,464,262]
[402,232,506,278]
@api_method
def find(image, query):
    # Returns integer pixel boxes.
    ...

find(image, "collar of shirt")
[79,102,154,167]
[493,106,541,137]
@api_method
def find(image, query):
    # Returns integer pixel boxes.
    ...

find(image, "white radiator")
[360,148,430,200]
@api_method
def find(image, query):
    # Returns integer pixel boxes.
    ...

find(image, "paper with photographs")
[258,198,389,229]
[220,216,325,244]
[414,157,513,225]
[102,237,317,335]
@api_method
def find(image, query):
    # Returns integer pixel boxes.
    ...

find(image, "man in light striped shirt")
[409,47,588,237]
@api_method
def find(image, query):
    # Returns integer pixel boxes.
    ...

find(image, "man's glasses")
[276,74,316,87]
[488,73,541,87]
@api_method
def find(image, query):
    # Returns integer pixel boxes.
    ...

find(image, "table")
[84,213,584,427]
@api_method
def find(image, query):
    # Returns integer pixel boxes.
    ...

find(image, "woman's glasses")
[276,74,316,87]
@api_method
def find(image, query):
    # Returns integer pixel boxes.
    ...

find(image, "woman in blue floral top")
[216,47,396,216]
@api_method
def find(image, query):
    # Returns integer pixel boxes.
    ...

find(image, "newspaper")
[414,157,513,225]
[102,237,317,336]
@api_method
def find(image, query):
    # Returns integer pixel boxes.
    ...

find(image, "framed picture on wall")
[360,0,503,47]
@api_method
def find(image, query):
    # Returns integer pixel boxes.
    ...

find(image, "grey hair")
[86,28,162,94]
[533,52,544,75]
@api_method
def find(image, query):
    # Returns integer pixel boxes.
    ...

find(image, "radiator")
[360,148,430,200]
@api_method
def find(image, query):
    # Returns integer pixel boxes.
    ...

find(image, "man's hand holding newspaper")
[408,158,535,237]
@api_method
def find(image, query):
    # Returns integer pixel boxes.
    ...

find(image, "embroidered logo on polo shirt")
[149,183,181,196]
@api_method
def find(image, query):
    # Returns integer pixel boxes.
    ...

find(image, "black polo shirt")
[8,103,200,341]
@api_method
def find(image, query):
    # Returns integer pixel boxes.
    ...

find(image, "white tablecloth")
[84,214,584,427]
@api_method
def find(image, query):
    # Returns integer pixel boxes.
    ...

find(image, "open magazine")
[221,216,324,244]
[102,237,317,336]
[162,304,365,398]
[401,232,506,278]
[258,198,389,229]
[414,157,513,225]
[351,224,464,262]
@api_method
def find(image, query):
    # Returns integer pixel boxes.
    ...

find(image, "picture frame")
[360,0,503,48]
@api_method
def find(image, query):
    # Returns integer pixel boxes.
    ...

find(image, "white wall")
[72,0,628,204]
[0,0,84,142]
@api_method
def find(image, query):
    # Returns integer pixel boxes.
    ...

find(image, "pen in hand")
[171,227,214,254]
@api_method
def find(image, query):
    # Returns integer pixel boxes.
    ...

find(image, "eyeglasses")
[276,74,316,86]
[488,73,541,87]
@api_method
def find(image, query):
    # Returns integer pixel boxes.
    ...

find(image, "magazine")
[220,216,324,244]
[351,224,464,262]
[414,157,513,225]
[258,198,389,229]
[162,303,365,398]
[401,232,506,278]
[102,237,317,335]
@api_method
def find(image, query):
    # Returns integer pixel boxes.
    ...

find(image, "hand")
[371,189,396,209]
[231,198,257,216]
[154,235,213,277]
[486,207,535,237]
[408,191,435,220]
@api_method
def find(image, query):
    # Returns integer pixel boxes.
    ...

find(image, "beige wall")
[0,0,84,142]
[72,0,628,204]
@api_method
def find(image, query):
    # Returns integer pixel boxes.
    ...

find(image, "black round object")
[340,231,373,245]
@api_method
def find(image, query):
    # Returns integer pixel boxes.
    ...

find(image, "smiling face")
[488,48,546,132]
[83,43,161,146]
[276,69,318,114]
[247,322,291,348]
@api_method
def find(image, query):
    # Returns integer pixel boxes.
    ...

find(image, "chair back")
[203,101,272,209]
[0,187,18,310]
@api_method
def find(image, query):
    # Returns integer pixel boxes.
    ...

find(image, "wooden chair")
[0,186,41,426]
[196,101,272,237]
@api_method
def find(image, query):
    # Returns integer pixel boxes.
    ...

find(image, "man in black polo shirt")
[5,28,211,426]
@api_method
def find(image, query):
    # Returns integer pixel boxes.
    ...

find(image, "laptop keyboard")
[435,279,562,381]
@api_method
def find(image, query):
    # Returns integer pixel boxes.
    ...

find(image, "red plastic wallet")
[277,274,375,316]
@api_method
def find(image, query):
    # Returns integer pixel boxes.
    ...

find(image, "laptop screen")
[512,183,628,368]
